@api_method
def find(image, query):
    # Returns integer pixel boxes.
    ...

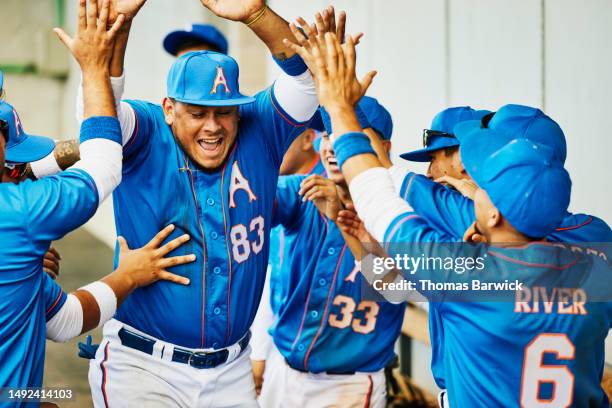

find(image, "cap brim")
[400,138,461,162]
[6,134,55,163]
[399,148,436,162]
[173,95,255,107]
[163,31,224,56]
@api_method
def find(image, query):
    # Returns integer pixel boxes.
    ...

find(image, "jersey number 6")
[230,216,264,263]
[520,333,575,408]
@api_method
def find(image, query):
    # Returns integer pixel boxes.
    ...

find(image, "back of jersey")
[438,243,612,407]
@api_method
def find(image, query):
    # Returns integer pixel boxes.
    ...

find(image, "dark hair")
[176,38,222,55]
[443,146,458,157]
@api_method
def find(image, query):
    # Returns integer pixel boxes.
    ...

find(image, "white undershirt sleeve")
[349,167,415,243]
[272,70,319,123]
[76,73,137,147]
[46,294,84,342]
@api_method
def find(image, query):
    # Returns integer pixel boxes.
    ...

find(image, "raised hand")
[284,30,375,111]
[53,0,125,73]
[199,0,265,22]
[299,175,343,220]
[115,224,195,288]
[109,0,146,22]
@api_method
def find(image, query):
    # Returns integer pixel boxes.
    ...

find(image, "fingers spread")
[97,0,111,32]
[87,0,99,30]
[157,234,190,256]
[159,271,191,285]
[77,0,87,31]
[147,224,175,249]
[53,28,73,49]
[107,13,125,39]
[159,254,196,269]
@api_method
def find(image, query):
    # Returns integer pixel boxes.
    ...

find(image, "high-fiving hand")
[199,0,265,22]
[283,21,375,111]
[54,0,125,73]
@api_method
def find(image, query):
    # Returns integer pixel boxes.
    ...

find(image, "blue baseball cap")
[455,121,571,238]
[314,96,393,140]
[487,104,567,163]
[163,24,228,56]
[400,106,491,162]
[358,96,393,140]
[0,70,3,94]
[0,101,55,163]
[167,51,254,106]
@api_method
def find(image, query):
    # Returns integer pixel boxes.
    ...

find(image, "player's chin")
[191,145,230,171]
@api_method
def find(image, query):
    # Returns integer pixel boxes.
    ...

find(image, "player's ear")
[162,97,176,126]
[301,129,315,151]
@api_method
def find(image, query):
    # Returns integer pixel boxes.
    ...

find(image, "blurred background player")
[163,23,229,57]
[258,96,401,408]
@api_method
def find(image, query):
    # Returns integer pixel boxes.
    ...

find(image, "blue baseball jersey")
[268,156,326,316]
[398,171,612,390]
[270,175,406,373]
[399,171,612,242]
[113,87,307,349]
[384,211,612,407]
[0,170,99,393]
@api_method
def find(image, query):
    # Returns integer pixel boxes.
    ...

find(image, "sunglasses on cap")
[422,129,455,147]
[4,162,28,180]
[0,119,7,141]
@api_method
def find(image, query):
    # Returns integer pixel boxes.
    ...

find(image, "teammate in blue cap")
[254,96,402,408]
[164,23,229,57]
[391,104,611,243]
[250,125,326,396]
[0,0,197,403]
[400,106,491,180]
[288,31,612,408]
[55,1,345,406]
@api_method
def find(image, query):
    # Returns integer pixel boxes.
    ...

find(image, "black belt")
[285,358,355,375]
[118,328,250,369]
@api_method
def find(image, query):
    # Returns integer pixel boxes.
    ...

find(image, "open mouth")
[198,138,223,155]
[327,156,339,170]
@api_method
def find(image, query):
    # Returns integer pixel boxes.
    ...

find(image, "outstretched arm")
[200,0,295,60]
[46,225,194,342]
[24,0,127,243]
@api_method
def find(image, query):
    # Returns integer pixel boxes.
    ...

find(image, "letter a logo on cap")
[210,66,231,94]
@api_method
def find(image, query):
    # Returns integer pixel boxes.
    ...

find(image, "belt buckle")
[187,351,211,368]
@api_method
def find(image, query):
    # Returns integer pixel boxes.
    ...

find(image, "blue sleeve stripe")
[80,116,122,144]
[272,53,308,76]
[402,173,416,201]
[268,87,308,128]
[384,213,421,253]
[46,289,65,319]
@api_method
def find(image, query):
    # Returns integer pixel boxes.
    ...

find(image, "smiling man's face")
[319,132,345,185]
[163,99,239,170]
